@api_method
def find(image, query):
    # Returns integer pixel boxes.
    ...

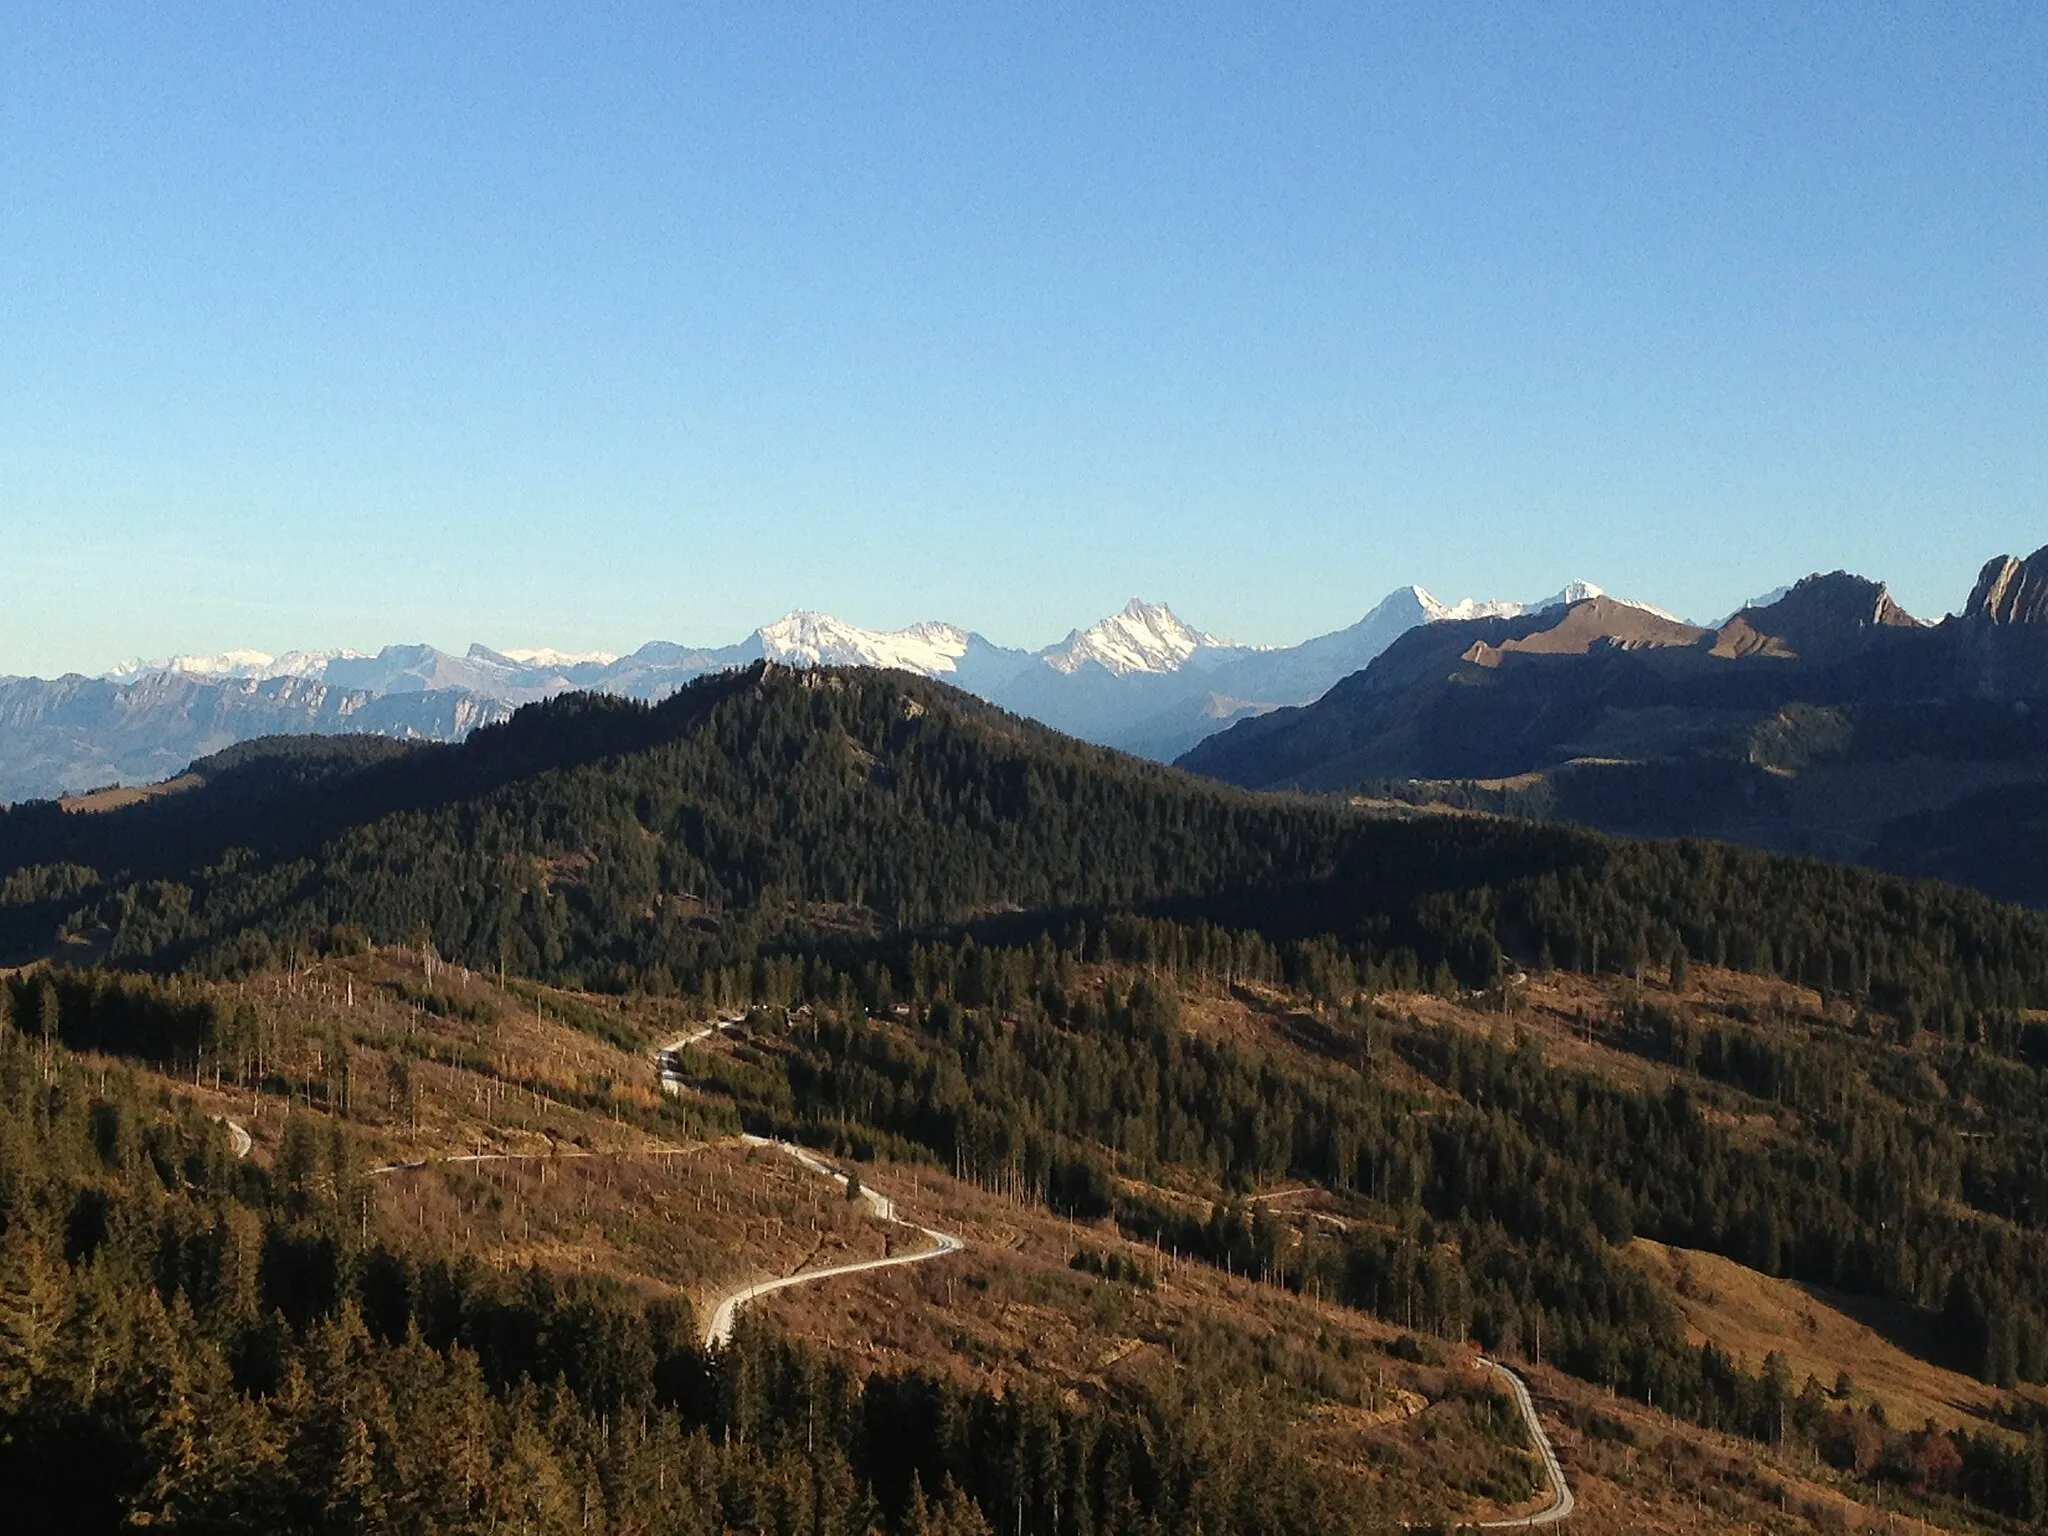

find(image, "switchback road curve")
[655,1024,967,1350]
[1474,1356,1575,1527]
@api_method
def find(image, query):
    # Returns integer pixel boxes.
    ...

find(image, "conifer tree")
[0,1225,62,1414]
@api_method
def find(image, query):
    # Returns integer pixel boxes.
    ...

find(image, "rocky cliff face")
[1711,572,1920,666]
[1179,550,2048,799]
[0,674,510,802]
[1934,546,2048,701]
[1967,547,2048,625]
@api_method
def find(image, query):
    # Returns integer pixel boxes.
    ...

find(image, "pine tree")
[126,1290,207,1528]
[491,1418,578,1535]
[322,1412,387,1534]
[0,1224,63,1413]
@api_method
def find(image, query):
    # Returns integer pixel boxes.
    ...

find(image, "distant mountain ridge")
[1179,547,2048,906]
[87,581,1672,697]
[13,661,2037,1003]
[0,671,512,806]
[19,549,2048,906]
[1179,569,1959,791]
[3,580,1660,802]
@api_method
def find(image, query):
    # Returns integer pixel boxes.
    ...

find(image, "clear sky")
[3,3,2043,675]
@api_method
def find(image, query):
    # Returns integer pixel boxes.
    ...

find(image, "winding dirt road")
[654,1023,967,1349]
[295,1018,1556,1519]
[700,1135,964,1348]
[1474,1356,1575,1527]
[653,1013,749,1093]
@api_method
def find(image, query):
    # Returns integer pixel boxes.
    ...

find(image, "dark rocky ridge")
[1713,573,1920,666]
[1178,550,2048,905]
[1967,545,2048,625]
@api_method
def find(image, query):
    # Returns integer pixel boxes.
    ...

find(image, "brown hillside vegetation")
[1631,1238,2022,1442]
[755,1159,1921,1534]
[19,941,2040,1532]
[57,771,202,813]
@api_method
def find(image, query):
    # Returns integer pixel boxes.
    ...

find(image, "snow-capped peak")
[497,647,619,669]
[104,648,359,682]
[1538,579,1606,609]
[1528,579,1679,620]
[755,611,973,676]
[1410,588,1528,624]
[1407,581,1682,626]
[105,649,274,680]
[1040,599,1234,676]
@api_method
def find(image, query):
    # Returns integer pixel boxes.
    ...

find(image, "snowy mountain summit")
[1412,580,1680,625]
[1410,589,1527,624]
[34,577,1698,806]
[1532,580,1684,623]
[498,647,619,669]
[1040,599,1241,676]
[105,648,362,683]
[755,611,977,676]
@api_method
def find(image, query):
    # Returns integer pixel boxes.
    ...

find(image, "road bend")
[338,1022,967,1354]
[655,1022,966,1345]
[701,1134,964,1349]
[1473,1356,1575,1527]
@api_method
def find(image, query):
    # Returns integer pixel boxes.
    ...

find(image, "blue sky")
[3,3,2043,674]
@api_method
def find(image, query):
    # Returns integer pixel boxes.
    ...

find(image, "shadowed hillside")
[1182,553,2048,905]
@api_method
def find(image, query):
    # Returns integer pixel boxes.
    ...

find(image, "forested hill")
[3,664,2046,1019]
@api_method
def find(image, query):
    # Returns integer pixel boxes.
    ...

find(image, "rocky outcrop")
[1462,596,1707,667]
[1966,547,2048,625]
[1711,572,1919,666]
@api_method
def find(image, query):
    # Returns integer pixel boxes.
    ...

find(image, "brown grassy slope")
[188,948,711,1159]
[1630,1238,2021,1441]
[750,1155,1945,1535]
[753,1156,1558,1531]
[98,955,1581,1529]
[57,772,201,813]
[102,948,2020,1532]
[150,949,805,1308]
[369,1140,896,1314]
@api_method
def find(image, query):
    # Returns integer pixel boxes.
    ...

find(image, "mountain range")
[19,546,2048,911]
[0,580,1661,803]
[1181,545,2048,905]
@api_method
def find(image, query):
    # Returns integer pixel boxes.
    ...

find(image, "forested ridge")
[4,666,2046,1027]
